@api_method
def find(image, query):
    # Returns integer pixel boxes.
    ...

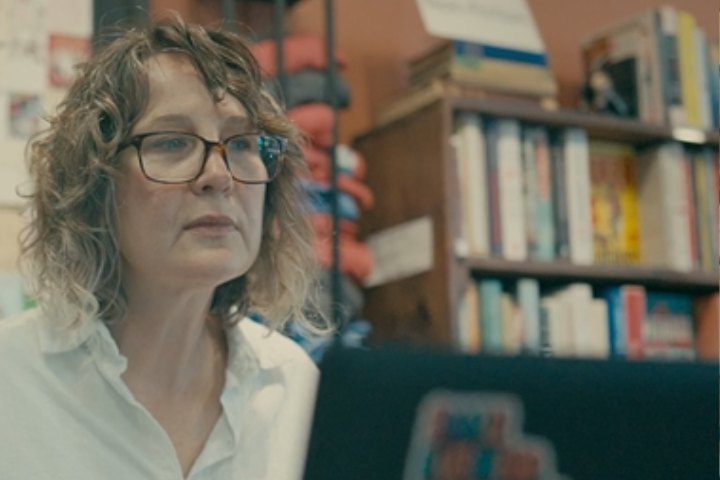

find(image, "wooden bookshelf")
[354,94,719,347]
[466,258,719,293]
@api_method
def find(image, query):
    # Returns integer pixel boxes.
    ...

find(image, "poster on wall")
[0,0,92,207]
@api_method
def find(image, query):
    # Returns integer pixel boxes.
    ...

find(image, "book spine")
[681,150,699,270]
[704,149,720,272]
[533,127,555,262]
[456,112,490,257]
[500,293,522,354]
[709,40,720,129]
[550,132,569,260]
[691,149,712,272]
[485,120,503,258]
[656,7,686,127]
[522,126,539,259]
[453,40,550,67]
[564,283,593,357]
[694,27,712,129]
[677,11,700,127]
[479,279,504,353]
[496,119,527,261]
[516,278,541,355]
[588,298,610,359]
[623,286,646,360]
[661,143,693,271]
[563,128,594,265]
[604,287,627,358]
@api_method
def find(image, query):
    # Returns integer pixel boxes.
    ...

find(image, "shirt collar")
[37,308,294,372]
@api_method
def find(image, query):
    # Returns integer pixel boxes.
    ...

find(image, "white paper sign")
[364,216,434,288]
[415,0,546,53]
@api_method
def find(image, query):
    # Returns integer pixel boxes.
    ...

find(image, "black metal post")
[324,0,343,331]
[274,0,288,98]
[221,0,236,32]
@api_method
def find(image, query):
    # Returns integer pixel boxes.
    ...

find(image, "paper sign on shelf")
[415,0,546,53]
[364,215,434,288]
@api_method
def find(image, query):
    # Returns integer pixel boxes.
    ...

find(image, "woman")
[0,16,329,480]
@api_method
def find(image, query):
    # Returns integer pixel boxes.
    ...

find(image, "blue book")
[477,279,503,353]
[453,40,550,67]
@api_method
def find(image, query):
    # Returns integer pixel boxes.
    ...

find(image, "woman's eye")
[148,135,192,152]
[227,136,254,153]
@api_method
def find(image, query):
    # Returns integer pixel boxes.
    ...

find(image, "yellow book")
[677,11,700,127]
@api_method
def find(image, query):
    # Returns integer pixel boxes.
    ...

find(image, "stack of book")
[580,6,719,130]
[408,40,558,98]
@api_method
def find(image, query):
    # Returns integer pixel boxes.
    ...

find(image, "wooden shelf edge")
[448,96,720,146]
[465,258,719,291]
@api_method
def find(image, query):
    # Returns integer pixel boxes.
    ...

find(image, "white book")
[516,278,541,354]
[587,298,610,359]
[455,112,490,257]
[637,143,693,271]
[501,293,523,354]
[496,119,527,261]
[563,128,594,265]
[541,295,574,358]
[560,283,594,357]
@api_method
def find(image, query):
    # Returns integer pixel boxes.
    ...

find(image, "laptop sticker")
[403,390,571,480]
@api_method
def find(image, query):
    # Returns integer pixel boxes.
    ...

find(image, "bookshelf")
[353,93,719,348]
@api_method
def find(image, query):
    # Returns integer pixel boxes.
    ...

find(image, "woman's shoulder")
[237,318,318,374]
[0,308,47,372]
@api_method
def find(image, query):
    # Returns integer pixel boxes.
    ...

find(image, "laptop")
[302,346,717,480]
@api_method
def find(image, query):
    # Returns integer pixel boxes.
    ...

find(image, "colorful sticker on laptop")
[402,390,571,480]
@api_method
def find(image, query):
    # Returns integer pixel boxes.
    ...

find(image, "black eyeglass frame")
[117,131,288,185]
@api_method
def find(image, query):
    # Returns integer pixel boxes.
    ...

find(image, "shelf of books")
[355,4,717,364]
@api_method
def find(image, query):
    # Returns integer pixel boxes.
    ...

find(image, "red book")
[624,286,647,360]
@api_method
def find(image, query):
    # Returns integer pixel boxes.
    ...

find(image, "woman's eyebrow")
[142,113,195,131]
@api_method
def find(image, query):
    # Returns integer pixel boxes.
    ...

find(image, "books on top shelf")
[580,6,718,130]
[407,40,558,99]
[452,111,719,275]
[456,279,716,362]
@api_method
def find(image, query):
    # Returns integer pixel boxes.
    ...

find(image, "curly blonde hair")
[21,16,330,336]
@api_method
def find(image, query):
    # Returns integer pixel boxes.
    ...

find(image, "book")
[500,293,523,354]
[603,285,646,359]
[643,292,695,361]
[478,279,504,353]
[581,9,665,124]
[456,282,482,354]
[454,112,490,258]
[521,125,555,261]
[563,128,594,265]
[515,278,541,355]
[636,143,693,271]
[587,298,611,359]
[656,6,686,127]
[677,10,700,128]
[408,40,558,98]
[549,132,570,261]
[494,119,526,261]
[589,140,641,265]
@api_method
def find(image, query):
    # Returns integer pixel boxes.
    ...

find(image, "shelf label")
[364,216,434,288]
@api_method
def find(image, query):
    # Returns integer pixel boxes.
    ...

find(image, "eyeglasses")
[118,131,287,184]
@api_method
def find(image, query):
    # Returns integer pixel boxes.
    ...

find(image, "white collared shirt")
[0,308,319,480]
